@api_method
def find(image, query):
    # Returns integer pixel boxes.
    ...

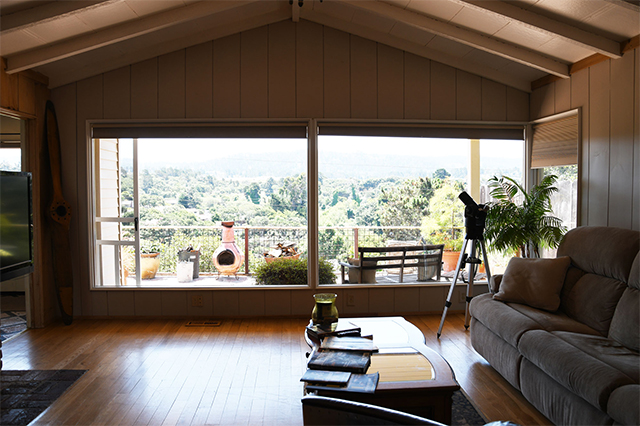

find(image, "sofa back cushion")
[557,226,639,336]
[608,254,640,352]
[561,273,627,336]
[557,226,639,283]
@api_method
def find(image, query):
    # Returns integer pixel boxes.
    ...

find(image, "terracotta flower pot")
[442,250,461,272]
[141,253,160,279]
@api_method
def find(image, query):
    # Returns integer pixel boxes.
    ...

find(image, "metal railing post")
[354,228,359,259]
[244,228,250,275]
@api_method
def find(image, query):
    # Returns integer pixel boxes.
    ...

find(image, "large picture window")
[91,121,526,288]
[92,123,308,288]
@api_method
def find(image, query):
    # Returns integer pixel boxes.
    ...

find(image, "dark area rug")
[1,370,86,426]
[1,311,27,342]
[453,390,487,426]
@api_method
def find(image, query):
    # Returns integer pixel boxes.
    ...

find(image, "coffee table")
[304,316,460,423]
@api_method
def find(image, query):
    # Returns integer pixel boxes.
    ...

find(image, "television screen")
[1,171,33,281]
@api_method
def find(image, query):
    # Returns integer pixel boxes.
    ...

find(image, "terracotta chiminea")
[212,221,244,277]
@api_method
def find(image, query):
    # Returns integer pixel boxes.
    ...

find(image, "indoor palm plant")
[485,175,566,258]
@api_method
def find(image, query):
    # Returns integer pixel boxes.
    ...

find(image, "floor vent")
[185,320,222,327]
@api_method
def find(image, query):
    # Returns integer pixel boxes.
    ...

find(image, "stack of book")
[301,328,380,394]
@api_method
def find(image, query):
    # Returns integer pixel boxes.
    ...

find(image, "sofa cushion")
[519,330,636,410]
[508,303,601,336]
[469,294,599,348]
[493,256,571,311]
[629,253,640,290]
[470,317,523,389]
[557,226,640,284]
[552,331,639,382]
[470,294,543,347]
[608,287,640,352]
[607,385,640,426]
[520,358,613,426]
[561,273,627,336]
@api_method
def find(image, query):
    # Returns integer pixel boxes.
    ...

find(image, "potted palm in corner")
[485,175,566,258]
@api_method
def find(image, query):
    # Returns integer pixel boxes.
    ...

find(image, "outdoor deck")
[119,269,487,287]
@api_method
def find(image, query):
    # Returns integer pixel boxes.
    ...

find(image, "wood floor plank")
[2,315,550,425]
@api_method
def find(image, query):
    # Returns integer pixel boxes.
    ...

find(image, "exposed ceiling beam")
[1,0,118,33]
[601,0,640,13]
[342,0,569,78]
[6,1,259,74]
[44,2,291,88]
[301,8,532,92]
[450,0,622,59]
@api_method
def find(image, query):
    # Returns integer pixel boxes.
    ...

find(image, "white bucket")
[177,261,194,282]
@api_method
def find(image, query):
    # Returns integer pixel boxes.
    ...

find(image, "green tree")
[378,177,433,227]
[433,168,451,180]
[270,173,307,217]
[421,184,465,251]
[244,182,261,204]
[178,193,197,209]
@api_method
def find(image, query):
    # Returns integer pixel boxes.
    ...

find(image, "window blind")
[92,123,307,139]
[318,123,524,140]
[530,113,579,168]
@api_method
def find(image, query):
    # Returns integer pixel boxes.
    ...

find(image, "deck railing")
[124,225,464,276]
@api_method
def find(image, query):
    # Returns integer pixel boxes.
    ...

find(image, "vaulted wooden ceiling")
[1,0,639,92]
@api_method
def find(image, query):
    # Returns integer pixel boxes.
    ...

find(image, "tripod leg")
[464,240,477,330]
[479,239,492,292]
[437,239,469,338]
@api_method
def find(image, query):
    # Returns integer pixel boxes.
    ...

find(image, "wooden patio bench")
[339,244,445,284]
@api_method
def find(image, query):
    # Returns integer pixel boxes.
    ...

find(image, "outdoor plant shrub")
[254,258,336,285]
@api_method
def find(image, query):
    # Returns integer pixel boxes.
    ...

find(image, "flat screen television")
[1,171,34,281]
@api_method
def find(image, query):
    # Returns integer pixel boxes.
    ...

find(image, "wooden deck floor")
[1,314,552,425]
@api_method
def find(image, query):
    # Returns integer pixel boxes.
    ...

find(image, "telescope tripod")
[436,237,492,338]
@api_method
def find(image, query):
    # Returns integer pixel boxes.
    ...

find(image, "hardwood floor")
[1,314,552,425]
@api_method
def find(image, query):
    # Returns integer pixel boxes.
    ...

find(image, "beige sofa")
[469,226,639,425]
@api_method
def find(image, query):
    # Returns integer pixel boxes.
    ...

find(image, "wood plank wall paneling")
[323,27,350,118]
[506,87,529,122]
[377,44,404,119]
[350,35,377,118]
[571,69,590,225]
[532,50,640,230]
[103,67,131,119]
[482,79,507,122]
[635,50,640,231]
[430,62,455,120]
[296,20,323,118]
[213,34,241,118]
[456,71,481,121]
[49,21,533,319]
[131,58,158,119]
[159,50,186,119]
[609,53,635,229]
[588,60,611,226]
[186,42,213,119]
[404,53,430,119]
[76,75,104,317]
[269,21,296,118]
[241,27,268,118]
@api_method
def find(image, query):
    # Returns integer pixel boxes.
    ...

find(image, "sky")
[118,136,523,164]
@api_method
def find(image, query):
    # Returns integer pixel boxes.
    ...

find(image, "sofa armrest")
[490,274,503,294]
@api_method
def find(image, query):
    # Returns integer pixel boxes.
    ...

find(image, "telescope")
[459,191,488,241]
[437,191,492,338]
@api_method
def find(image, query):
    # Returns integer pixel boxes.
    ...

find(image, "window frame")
[87,118,529,291]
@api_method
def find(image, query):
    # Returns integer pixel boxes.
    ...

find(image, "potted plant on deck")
[484,175,566,258]
[141,242,162,279]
